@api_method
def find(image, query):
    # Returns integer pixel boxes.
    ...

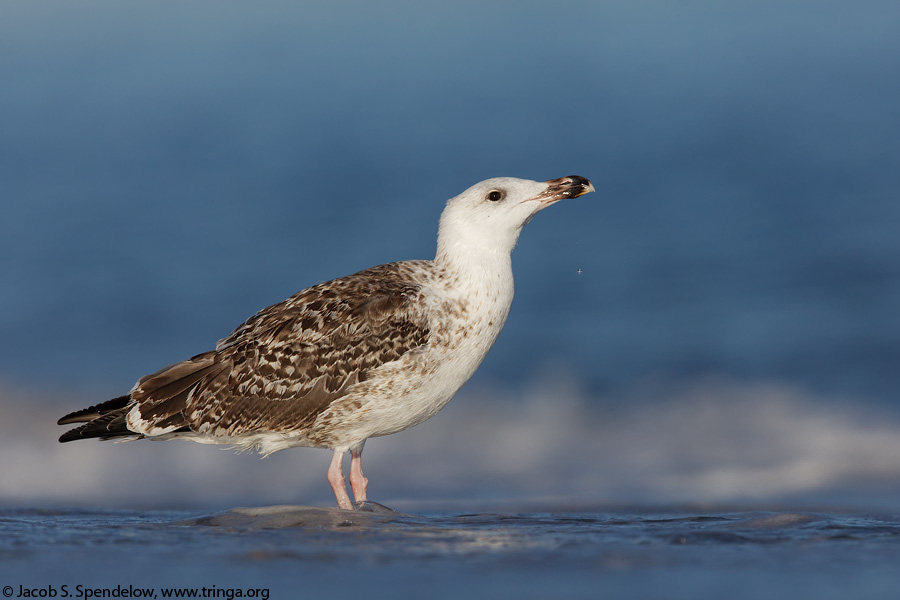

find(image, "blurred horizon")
[1,0,899,508]
[5,373,900,510]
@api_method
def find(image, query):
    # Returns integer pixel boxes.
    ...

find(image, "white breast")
[311,256,515,450]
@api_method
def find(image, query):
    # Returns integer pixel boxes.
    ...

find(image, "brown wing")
[127,262,432,437]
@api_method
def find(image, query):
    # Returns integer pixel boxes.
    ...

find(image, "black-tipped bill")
[540,175,595,204]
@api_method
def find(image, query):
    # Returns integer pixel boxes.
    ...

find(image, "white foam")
[4,373,900,507]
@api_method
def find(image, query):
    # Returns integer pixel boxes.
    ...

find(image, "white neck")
[436,241,513,292]
[435,202,522,285]
[433,233,516,346]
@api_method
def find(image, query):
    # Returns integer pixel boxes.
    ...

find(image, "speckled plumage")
[131,261,435,449]
[58,175,594,509]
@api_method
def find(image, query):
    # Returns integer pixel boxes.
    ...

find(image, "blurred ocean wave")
[4,371,898,509]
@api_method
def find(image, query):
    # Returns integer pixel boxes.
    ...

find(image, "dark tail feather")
[58,395,139,443]
[58,352,220,443]
[57,394,132,426]
[58,411,138,443]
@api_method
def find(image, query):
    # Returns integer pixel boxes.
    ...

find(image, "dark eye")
[487,190,503,202]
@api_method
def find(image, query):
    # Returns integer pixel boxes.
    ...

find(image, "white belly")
[310,293,510,451]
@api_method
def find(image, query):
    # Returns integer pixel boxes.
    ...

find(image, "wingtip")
[57,414,82,426]
[57,395,133,426]
[58,429,79,443]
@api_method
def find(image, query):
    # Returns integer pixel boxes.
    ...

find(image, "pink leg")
[349,448,368,503]
[327,450,353,510]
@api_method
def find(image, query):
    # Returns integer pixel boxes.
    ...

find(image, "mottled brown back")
[130,262,432,437]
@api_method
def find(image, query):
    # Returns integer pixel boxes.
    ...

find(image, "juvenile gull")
[58,175,595,509]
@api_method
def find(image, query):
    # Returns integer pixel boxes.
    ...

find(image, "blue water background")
[1,0,900,543]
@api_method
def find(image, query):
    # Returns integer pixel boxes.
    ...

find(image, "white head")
[436,176,594,265]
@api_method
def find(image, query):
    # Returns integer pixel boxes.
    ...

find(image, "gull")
[58,175,594,509]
